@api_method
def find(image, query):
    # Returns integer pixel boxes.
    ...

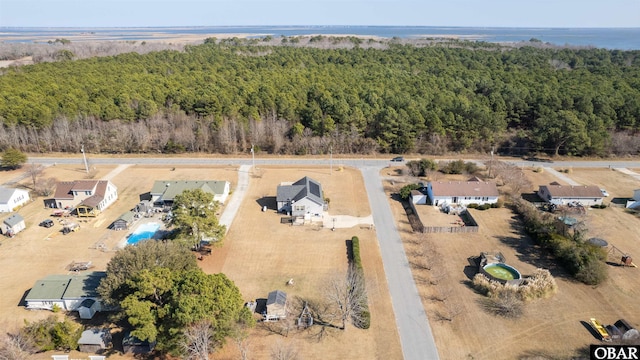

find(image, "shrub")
[481,292,524,318]
[491,198,504,208]
[399,183,420,200]
[477,204,491,210]
[467,203,479,209]
[21,316,83,352]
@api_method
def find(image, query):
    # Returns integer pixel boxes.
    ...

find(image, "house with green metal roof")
[149,180,231,207]
[24,271,107,319]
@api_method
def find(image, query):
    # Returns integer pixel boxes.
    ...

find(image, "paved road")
[26,155,640,359]
[361,166,440,360]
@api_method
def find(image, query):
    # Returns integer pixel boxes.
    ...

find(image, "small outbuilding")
[122,331,155,354]
[2,213,25,237]
[265,290,287,321]
[78,328,111,353]
[78,298,101,320]
[111,211,135,231]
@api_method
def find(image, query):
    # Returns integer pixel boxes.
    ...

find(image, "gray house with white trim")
[276,177,326,217]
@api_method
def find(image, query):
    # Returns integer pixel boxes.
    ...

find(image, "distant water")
[1,26,639,50]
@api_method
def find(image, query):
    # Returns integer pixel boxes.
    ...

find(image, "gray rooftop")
[63,271,107,299]
[267,289,287,306]
[276,177,323,205]
[78,328,110,345]
[0,187,23,203]
[3,213,24,227]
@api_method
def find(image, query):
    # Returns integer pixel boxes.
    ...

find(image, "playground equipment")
[607,245,637,267]
[590,318,611,342]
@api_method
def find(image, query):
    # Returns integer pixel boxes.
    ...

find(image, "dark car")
[39,219,54,228]
[391,156,405,162]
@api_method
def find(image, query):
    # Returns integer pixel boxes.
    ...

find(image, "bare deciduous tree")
[490,161,532,196]
[0,331,35,360]
[181,320,218,360]
[25,163,45,191]
[35,177,57,197]
[270,340,299,360]
[324,265,369,330]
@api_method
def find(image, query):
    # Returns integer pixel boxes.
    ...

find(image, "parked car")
[62,222,80,235]
[39,219,54,228]
[391,156,405,162]
[600,189,609,197]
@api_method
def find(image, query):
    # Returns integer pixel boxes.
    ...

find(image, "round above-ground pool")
[482,263,522,282]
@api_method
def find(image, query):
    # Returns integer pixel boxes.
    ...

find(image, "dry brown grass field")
[0,163,401,360]
[385,165,640,360]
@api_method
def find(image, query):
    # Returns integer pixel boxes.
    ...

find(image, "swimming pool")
[127,222,161,245]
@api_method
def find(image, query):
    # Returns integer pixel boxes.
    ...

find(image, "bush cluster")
[350,236,370,329]
[472,269,557,301]
[21,316,83,352]
[512,198,608,285]
[406,158,437,177]
[439,160,479,175]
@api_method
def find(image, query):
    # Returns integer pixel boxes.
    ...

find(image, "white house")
[626,189,640,209]
[276,176,326,217]
[538,184,604,206]
[47,180,118,214]
[427,178,499,207]
[2,213,25,236]
[24,271,107,319]
[0,187,30,212]
[149,180,231,207]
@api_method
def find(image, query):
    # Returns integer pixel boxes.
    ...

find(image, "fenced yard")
[408,201,479,233]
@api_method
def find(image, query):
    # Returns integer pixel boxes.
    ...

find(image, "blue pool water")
[127,222,161,245]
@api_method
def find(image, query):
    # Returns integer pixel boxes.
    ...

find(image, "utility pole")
[81,144,89,174]
[250,144,255,168]
[330,145,333,175]
[488,145,494,178]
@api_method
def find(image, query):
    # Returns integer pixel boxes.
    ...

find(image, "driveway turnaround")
[361,166,440,360]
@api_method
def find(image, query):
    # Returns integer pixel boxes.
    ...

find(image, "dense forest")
[0,37,639,156]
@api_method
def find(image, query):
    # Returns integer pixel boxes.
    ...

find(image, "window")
[294,205,305,211]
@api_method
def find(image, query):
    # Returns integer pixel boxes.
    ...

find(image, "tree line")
[0,39,639,156]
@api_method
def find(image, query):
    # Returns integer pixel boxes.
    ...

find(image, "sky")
[0,0,639,28]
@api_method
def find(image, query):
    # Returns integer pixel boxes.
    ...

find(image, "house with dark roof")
[149,180,230,207]
[427,178,499,206]
[276,176,326,217]
[0,187,30,212]
[265,290,287,321]
[2,213,25,236]
[24,271,107,319]
[46,180,118,217]
[538,184,604,206]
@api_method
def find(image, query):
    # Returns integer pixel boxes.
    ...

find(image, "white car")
[600,189,609,197]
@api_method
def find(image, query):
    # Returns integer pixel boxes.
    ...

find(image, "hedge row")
[351,236,370,329]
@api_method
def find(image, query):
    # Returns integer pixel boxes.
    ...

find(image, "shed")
[111,211,135,231]
[78,328,111,353]
[122,331,155,354]
[265,290,287,321]
[410,189,427,205]
[78,298,100,320]
[2,213,25,236]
